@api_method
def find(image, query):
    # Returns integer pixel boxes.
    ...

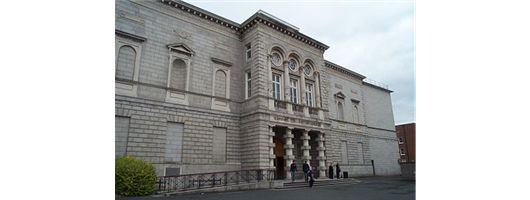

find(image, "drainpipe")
[371,160,376,176]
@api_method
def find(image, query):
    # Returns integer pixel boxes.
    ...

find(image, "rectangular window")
[305,83,313,107]
[290,79,298,104]
[115,116,130,156]
[246,71,252,99]
[166,122,184,162]
[341,141,348,164]
[213,127,227,163]
[246,43,251,60]
[400,148,405,155]
[272,74,282,100]
[357,142,365,164]
[399,137,404,144]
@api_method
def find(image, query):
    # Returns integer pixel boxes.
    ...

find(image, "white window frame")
[305,83,313,107]
[290,79,299,104]
[272,73,282,100]
[246,71,252,99]
[400,148,405,155]
[246,43,251,60]
[399,137,404,144]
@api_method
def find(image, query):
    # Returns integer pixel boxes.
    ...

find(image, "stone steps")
[276,178,360,189]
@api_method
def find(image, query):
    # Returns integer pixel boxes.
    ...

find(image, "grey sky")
[184,0,415,125]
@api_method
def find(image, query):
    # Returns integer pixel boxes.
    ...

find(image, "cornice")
[159,0,329,52]
[324,60,366,80]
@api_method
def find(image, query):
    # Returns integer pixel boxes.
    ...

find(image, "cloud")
[186,0,415,124]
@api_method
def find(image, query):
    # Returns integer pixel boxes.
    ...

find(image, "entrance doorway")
[273,137,285,179]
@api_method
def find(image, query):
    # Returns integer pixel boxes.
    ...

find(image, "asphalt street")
[116,176,415,200]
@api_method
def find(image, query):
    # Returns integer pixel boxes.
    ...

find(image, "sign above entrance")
[271,115,322,128]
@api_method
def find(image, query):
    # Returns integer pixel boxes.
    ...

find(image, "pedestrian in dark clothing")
[303,161,310,182]
[336,164,341,179]
[328,164,334,179]
[290,160,298,183]
[308,167,315,188]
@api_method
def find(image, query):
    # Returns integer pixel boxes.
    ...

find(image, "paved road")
[116,176,415,200]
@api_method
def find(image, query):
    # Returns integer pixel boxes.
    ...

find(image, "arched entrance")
[273,137,285,179]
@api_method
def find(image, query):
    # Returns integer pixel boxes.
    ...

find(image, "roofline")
[161,0,329,51]
[324,60,366,80]
[363,81,393,93]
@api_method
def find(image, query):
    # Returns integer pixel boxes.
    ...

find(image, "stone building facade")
[115,0,401,178]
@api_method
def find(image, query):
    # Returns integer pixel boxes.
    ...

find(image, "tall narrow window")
[337,102,344,120]
[400,148,405,155]
[165,122,184,162]
[116,45,136,81]
[171,59,187,90]
[290,79,298,104]
[272,74,282,100]
[214,70,227,97]
[246,43,251,60]
[305,83,313,107]
[246,71,252,99]
[341,141,348,164]
[213,127,227,163]
[353,105,360,123]
[115,116,130,156]
[357,142,365,164]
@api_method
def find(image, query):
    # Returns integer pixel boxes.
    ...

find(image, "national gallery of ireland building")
[115,0,401,179]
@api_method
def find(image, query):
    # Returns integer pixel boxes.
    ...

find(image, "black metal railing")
[156,169,276,193]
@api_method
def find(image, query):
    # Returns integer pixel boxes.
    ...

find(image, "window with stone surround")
[115,30,144,97]
[353,105,360,123]
[357,142,365,164]
[337,102,344,121]
[211,58,232,112]
[305,83,313,107]
[246,43,251,60]
[115,116,130,156]
[246,71,251,99]
[399,137,404,144]
[214,70,227,97]
[290,79,299,104]
[341,140,348,164]
[272,73,282,100]
[213,127,227,163]
[165,122,184,162]
[165,43,194,105]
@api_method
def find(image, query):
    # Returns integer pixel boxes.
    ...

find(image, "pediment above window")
[167,43,195,56]
[334,92,346,99]
[351,98,360,104]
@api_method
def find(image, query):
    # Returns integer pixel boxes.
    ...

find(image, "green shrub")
[115,155,156,196]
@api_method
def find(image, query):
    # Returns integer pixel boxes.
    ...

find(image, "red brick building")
[395,123,415,163]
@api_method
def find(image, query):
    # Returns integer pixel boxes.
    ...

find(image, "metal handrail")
[156,168,276,193]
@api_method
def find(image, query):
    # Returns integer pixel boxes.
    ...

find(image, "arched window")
[170,59,187,90]
[353,105,360,123]
[116,45,136,80]
[215,70,227,97]
[337,102,344,120]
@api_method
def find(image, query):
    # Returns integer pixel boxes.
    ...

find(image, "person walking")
[303,161,310,182]
[336,163,341,179]
[308,166,316,188]
[290,160,298,183]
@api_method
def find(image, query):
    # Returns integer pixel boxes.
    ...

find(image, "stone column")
[314,72,321,108]
[283,61,291,101]
[316,132,327,178]
[269,126,275,169]
[300,69,306,105]
[268,55,275,110]
[284,127,294,180]
[301,130,311,164]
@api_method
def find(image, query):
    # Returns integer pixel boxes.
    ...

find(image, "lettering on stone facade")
[272,116,321,127]
[214,42,230,51]
[119,11,145,24]
[172,29,192,39]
